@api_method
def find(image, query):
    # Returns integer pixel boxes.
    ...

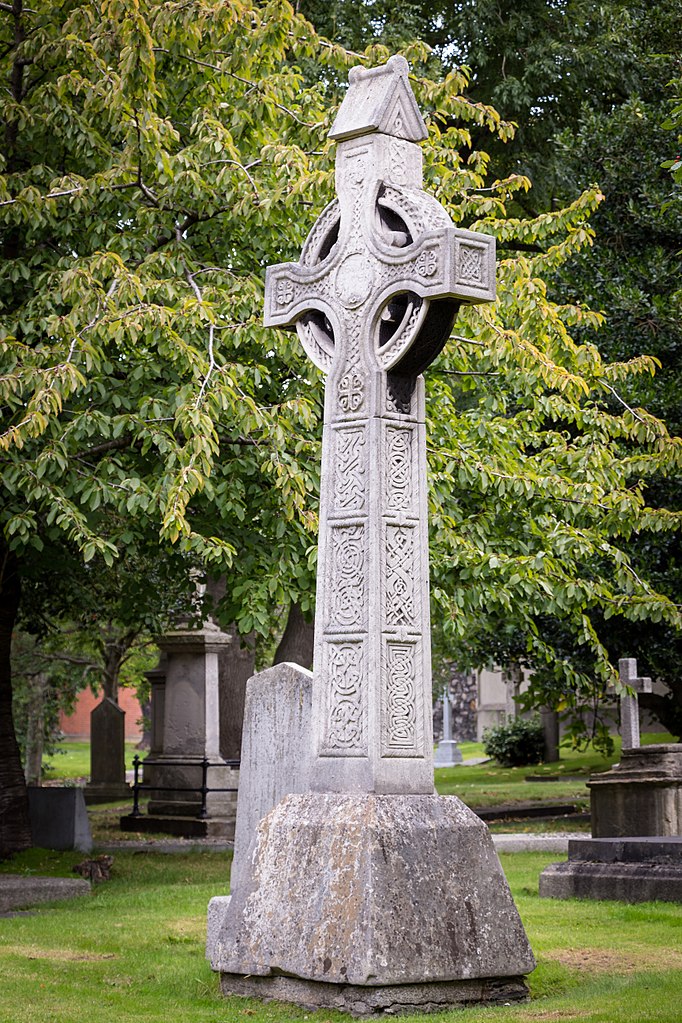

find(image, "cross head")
[264,56,496,793]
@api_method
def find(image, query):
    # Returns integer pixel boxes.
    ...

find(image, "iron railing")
[129,754,240,820]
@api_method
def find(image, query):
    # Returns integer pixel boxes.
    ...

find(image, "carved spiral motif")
[329,525,365,629]
[326,642,365,751]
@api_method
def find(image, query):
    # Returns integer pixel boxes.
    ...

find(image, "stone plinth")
[589,743,682,838]
[0,875,91,914]
[84,697,130,804]
[213,792,535,1015]
[125,625,238,838]
[539,836,682,903]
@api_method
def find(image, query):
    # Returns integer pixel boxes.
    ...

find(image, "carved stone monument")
[613,656,652,752]
[209,57,534,1015]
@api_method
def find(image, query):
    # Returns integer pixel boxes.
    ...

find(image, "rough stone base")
[539,860,682,902]
[220,972,529,1017]
[211,792,535,1000]
[120,814,234,839]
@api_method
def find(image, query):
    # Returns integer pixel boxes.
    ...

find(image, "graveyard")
[2,3,682,1023]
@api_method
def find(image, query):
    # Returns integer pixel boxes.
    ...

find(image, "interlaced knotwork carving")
[324,641,365,754]
[384,642,418,752]
[337,368,364,414]
[335,428,367,512]
[386,374,414,414]
[386,426,413,512]
[460,245,484,284]
[328,525,366,630]
[385,524,416,627]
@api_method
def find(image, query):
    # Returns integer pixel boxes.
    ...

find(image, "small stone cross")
[265,57,496,794]
[617,654,654,752]
[615,657,652,751]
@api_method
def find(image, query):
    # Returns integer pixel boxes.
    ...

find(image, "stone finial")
[328,54,428,143]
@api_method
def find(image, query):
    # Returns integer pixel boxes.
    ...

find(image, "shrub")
[482,716,545,767]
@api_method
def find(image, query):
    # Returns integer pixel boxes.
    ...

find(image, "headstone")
[120,622,238,837]
[209,56,534,1014]
[84,697,130,804]
[0,874,90,915]
[433,690,463,766]
[27,786,92,852]
[613,657,652,751]
[206,662,312,960]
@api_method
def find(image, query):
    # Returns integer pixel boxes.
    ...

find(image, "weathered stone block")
[213,792,535,1002]
[589,743,682,837]
[27,786,92,852]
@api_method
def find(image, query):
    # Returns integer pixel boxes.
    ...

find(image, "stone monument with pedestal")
[208,56,535,1015]
[540,656,682,902]
[121,622,239,838]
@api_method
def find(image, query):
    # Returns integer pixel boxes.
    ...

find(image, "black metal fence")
[129,754,240,820]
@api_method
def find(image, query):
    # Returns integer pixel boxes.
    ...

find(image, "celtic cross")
[265,57,496,793]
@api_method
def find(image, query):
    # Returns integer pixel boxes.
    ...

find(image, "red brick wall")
[59,687,143,741]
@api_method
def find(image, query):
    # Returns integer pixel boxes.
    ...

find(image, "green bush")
[482,716,545,767]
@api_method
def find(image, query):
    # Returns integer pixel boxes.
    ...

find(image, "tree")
[1,0,679,857]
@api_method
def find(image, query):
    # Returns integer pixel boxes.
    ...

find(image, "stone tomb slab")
[0,875,91,915]
[539,835,682,903]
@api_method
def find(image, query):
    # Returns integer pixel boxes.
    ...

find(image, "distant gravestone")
[28,787,92,852]
[84,697,130,804]
[434,691,463,767]
[209,56,534,1015]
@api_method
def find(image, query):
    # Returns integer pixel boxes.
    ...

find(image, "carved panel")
[386,374,414,415]
[381,640,422,756]
[327,524,366,631]
[457,241,488,290]
[321,640,366,756]
[385,523,417,628]
[337,367,365,414]
[333,427,367,513]
[385,425,414,514]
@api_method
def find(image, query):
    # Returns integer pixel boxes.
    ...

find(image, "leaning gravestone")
[209,57,534,1015]
[84,696,130,804]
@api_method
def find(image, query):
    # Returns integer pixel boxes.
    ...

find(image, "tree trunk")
[273,601,314,670]
[0,543,31,857]
[23,671,48,785]
[218,625,255,761]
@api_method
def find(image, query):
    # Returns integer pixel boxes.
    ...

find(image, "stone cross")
[265,56,496,794]
[616,657,652,751]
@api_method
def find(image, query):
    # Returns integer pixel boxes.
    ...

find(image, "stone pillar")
[434,691,463,767]
[122,625,239,837]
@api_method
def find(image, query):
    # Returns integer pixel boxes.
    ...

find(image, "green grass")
[434,733,675,811]
[42,741,140,781]
[1,848,681,1023]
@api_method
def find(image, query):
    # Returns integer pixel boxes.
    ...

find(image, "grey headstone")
[589,742,682,837]
[28,787,92,852]
[84,697,130,803]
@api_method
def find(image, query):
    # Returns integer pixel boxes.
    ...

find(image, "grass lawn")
[42,741,140,782]
[434,734,674,813]
[1,847,681,1023]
